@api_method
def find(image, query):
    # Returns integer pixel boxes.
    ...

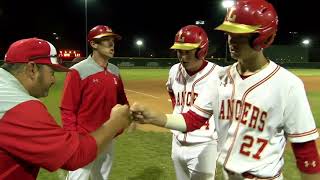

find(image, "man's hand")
[126,122,137,133]
[109,104,131,129]
[130,102,167,127]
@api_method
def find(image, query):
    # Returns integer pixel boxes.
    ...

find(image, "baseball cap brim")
[49,64,70,72]
[170,42,201,50]
[93,33,122,40]
[215,21,260,34]
[32,56,70,72]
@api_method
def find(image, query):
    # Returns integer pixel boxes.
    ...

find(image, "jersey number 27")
[239,135,268,160]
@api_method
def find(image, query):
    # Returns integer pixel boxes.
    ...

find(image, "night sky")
[0,0,319,58]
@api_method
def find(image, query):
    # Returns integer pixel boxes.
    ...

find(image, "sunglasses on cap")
[28,54,63,65]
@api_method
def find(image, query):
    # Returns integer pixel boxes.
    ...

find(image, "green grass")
[40,72,67,125]
[283,148,301,180]
[307,92,320,127]
[38,131,304,180]
[37,68,319,180]
[38,169,65,180]
[38,131,175,180]
[110,131,175,180]
[288,69,320,76]
[119,68,170,80]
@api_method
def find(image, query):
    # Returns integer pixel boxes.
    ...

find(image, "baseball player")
[214,0,320,179]
[60,25,129,180]
[167,25,221,180]
[0,38,131,180]
[131,0,320,179]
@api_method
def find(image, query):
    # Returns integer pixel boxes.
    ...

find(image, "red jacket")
[60,57,128,133]
[0,68,97,180]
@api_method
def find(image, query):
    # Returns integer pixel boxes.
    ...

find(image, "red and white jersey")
[166,61,221,143]
[0,68,96,179]
[216,61,319,177]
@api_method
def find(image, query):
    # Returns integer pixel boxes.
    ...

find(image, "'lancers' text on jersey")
[219,99,267,132]
[175,91,198,107]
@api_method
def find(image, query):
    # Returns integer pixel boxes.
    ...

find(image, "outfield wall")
[69,57,320,69]
[1,58,320,69]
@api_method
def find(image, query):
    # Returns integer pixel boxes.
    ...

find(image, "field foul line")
[125,89,160,99]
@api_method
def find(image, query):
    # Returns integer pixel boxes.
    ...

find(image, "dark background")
[0,0,319,59]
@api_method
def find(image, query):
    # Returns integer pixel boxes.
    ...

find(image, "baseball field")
[38,68,320,180]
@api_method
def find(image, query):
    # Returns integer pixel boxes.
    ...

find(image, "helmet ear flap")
[251,32,276,51]
[196,41,209,59]
[195,48,200,59]
[196,47,208,59]
[249,34,259,50]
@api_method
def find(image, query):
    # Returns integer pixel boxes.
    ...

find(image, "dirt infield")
[124,79,171,132]
[300,76,320,91]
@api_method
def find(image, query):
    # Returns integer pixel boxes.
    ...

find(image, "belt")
[225,168,281,180]
[177,140,203,146]
[174,136,204,146]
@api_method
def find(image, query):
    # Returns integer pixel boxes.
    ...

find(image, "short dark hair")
[1,63,25,74]
[1,63,43,75]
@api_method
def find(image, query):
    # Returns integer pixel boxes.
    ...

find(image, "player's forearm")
[62,134,97,170]
[292,140,320,177]
[165,114,187,132]
[164,111,208,132]
[149,112,208,132]
[90,117,124,154]
[137,110,167,127]
[143,112,187,132]
[300,172,320,180]
[131,103,188,131]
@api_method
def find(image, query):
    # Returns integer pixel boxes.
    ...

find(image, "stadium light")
[222,0,235,8]
[136,40,143,56]
[52,33,60,40]
[195,20,205,25]
[302,38,311,46]
[84,0,92,57]
[221,1,235,62]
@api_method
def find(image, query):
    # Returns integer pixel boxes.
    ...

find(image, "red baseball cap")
[4,38,70,72]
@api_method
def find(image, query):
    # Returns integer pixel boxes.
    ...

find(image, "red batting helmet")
[215,0,278,50]
[87,25,121,43]
[170,25,209,60]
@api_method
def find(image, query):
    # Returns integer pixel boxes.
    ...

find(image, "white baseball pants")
[171,137,218,180]
[65,141,114,180]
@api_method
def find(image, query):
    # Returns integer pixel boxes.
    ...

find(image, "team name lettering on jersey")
[176,91,198,106]
[219,99,267,132]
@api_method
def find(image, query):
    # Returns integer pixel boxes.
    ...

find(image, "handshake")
[109,102,167,129]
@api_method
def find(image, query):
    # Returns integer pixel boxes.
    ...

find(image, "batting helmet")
[170,25,209,60]
[215,0,278,50]
[87,25,121,43]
